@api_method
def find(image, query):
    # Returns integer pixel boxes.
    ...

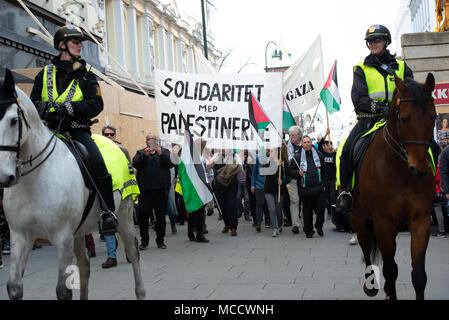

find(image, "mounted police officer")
[30,25,118,234]
[336,24,414,211]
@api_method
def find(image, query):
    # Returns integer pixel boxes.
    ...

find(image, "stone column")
[175,34,186,73]
[141,5,155,83]
[157,18,166,70]
[112,0,127,73]
[186,42,195,73]
[126,0,139,79]
[165,25,175,71]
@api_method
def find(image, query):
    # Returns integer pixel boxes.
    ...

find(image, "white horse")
[0,69,145,300]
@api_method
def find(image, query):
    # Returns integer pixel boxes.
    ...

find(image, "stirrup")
[336,191,353,212]
[100,210,118,235]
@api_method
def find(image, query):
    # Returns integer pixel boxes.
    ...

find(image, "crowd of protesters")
[127,123,362,251]
[2,121,448,271]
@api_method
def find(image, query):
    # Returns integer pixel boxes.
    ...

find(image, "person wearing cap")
[336,24,414,212]
[30,25,118,235]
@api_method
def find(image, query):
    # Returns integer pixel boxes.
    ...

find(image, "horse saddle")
[57,135,98,233]
[59,137,94,190]
[349,121,386,189]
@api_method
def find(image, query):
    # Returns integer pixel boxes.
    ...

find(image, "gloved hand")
[53,102,70,117]
[371,101,389,116]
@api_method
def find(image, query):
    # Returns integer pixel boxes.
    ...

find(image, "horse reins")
[383,97,433,163]
[0,93,58,179]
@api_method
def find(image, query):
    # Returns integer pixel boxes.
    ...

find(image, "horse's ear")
[3,68,16,95]
[424,73,435,95]
[394,74,407,94]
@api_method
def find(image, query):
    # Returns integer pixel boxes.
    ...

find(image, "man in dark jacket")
[288,136,326,238]
[133,133,174,250]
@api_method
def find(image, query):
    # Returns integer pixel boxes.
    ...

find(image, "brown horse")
[351,73,436,300]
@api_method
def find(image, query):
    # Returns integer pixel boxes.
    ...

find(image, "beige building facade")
[3,0,222,157]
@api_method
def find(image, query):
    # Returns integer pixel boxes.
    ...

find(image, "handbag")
[216,163,242,187]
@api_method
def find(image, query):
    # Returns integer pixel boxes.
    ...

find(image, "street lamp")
[201,0,208,59]
[264,41,281,72]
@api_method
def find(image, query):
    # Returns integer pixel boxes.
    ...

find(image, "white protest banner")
[155,70,283,150]
[283,35,324,116]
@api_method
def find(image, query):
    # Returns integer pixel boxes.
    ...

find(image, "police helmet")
[365,24,391,44]
[53,25,85,51]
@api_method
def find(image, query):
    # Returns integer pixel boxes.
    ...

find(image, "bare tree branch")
[217,49,233,71]
[237,55,256,74]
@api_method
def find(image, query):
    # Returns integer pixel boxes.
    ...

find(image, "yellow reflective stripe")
[369,92,387,100]
[428,148,436,176]
[361,121,386,138]
[42,65,49,102]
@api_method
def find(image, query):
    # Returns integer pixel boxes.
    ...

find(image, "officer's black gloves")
[370,101,389,117]
[52,102,72,117]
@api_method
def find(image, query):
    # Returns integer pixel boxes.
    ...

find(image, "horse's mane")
[403,78,428,110]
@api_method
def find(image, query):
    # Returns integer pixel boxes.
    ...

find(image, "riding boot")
[336,157,353,212]
[97,174,118,235]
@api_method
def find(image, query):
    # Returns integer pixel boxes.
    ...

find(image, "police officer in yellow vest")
[30,26,118,234]
[336,24,414,212]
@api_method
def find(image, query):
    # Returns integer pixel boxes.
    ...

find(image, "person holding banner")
[336,24,413,211]
[286,126,303,234]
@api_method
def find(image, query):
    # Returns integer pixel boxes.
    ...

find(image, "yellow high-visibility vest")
[41,65,83,113]
[355,59,405,103]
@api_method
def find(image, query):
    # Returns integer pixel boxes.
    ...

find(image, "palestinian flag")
[282,97,296,130]
[248,92,271,152]
[248,92,271,132]
[178,114,213,213]
[320,60,341,114]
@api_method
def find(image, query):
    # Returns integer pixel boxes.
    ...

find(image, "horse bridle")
[383,97,433,163]
[0,93,58,179]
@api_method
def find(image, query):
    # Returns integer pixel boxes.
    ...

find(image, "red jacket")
[436,160,442,194]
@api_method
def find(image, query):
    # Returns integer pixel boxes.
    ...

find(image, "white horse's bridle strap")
[0,97,57,178]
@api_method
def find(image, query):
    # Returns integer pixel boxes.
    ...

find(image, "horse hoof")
[56,286,73,300]
[363,283,379,297]
[7,282,23,300]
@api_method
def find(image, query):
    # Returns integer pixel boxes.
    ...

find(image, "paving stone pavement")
[0,213,448,300]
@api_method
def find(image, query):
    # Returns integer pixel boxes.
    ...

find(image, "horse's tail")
[363,219,381,265]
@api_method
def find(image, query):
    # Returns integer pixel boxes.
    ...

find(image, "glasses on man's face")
[104,132,115,137]
[367,37,384,45]
[70,38,83,45]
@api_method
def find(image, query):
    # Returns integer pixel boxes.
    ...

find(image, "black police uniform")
[339,50,414,194]
[30,56,116,231]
